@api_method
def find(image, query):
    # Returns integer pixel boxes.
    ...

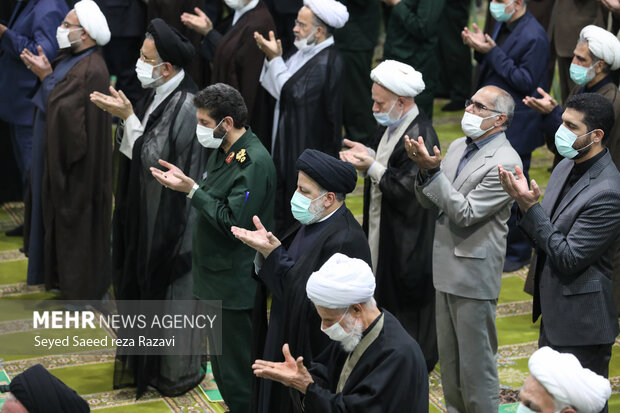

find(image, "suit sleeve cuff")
[518,203,552,246]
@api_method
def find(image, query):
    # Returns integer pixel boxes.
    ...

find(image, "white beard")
[339,318,363,352]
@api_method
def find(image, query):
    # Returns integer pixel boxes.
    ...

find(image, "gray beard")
[339,321,363,352]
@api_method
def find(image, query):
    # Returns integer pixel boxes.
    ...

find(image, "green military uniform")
[191,128,276,413]
[334,0,380,144]
[383,0,446,119]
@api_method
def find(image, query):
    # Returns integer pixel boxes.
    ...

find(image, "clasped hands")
[462,23,496,54]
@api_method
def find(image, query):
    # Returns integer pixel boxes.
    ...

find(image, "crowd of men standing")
[2,0,620,412]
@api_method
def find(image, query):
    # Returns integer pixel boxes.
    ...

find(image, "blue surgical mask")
[569,63,595,86]
[554,124,595,159]
[290,191,327,225]
[373,99,402,126]
[516,404,535,413]
[489,1,515,22]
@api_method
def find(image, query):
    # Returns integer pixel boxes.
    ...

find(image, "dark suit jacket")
[476,11,549,155]
[0,0,68,125]
[520,151,620,346]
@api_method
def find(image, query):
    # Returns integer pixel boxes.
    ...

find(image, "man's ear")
[323,192,336,207]
[592,128,605,143]
[495,113,508,127]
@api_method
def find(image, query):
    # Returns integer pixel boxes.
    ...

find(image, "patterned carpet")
[0,202,619,412]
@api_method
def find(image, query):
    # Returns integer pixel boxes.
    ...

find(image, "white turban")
[306,253,375,309]
[303,0,349,29]
[370,60,425,98]
[74,0,111,46]
[529,347,611,412]
[580,25,620,71]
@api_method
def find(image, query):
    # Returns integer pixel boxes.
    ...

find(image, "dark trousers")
[539,321,612,413]
[0,120,23,203]
[340,48,376,145]
[436,0,472,102]
[9,122,33,186]
[506,153,532,264]
[209,308,254,413]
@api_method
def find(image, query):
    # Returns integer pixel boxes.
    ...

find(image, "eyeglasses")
[61,21,82,29]
[139,50,161,65]
[465,99,503,114]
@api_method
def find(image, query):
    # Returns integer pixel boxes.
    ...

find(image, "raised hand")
[523,87,558,115]
[20,45,52,81]
[231,215,281,257]
[498,164,540,212]
[462,23,496,53]
[254,30,282,61]
[252,344,314,394]
[404,135,442,169]
[150,159,195,193]
[90,86,134,120]
[180,7,213,36]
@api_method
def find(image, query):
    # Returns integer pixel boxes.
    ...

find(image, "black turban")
[9,364,90,412]
[147,18,195,67]
[296,149,357,194]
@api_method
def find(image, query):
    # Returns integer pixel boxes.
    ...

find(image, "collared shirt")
[233,0,259,25]
[454,131,502,179]
[259,37,335,151]
[120,69,186,159]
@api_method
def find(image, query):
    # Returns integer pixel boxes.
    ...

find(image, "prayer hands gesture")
[254,30,282,61]
[150,159,196,193]
[462,23,496,54]
[404,135,442,170]
[252,344,314,394]
[20,45,52,81]
[498,164,540,213]
[90,86,134,120]
[523,87,558,115]
[231,215,281,258]
[339,139,374,171]
[181,8,213,36]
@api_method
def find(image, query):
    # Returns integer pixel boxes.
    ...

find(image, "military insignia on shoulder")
[226,151,235,164]
[236,148,251,168]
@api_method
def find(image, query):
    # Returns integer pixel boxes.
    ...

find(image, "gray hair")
[491,88,515,129]
[577,39,611,74]
[311,14,333,37]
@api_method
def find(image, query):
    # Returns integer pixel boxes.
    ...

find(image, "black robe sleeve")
[257,245,296,300]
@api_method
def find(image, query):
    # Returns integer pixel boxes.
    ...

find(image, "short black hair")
[193,83,248,128]
[565,93,615,144]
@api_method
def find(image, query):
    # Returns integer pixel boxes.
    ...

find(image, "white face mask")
[321,308,363,352]
[460,111,498,138]
[224,0,247,10]
[135,58,164,88]
[196,119,227,148]
[294,27,317,51]
[56,26,82,49]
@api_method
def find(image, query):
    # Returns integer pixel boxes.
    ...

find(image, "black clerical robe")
[362,111,439,371]
[302,311,428,412]
[273,45,345,232]
[41,47,112,300]
[251,206,371,413]
[201,1,275,145]
[112,74,206,398]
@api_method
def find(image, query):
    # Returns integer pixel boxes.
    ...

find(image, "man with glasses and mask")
[20,0,112,300]
[90,18,205,398]
[407,85,522,413]
[255,0,348,233]
[152,83,276,413]
[231,148,370,413]
[499,93,620,413]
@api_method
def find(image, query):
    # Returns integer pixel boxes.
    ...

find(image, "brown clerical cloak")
[42,48,112,300]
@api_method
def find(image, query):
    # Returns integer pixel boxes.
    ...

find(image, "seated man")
[252,253,428,412]
[519,347,611,413]
[0,364,89,412]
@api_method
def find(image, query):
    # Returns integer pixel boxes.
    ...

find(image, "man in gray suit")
[500,93,620,394]
[406,85,522,413]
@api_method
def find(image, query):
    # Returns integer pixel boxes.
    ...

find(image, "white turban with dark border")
[303,0,349,29]
[529,347,611,412]
[306,253,375,309]
[74,0,111,46]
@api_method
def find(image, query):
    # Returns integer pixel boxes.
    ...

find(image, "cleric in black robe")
[252,254,429,413]
[90,18,205,398]
[3,364,89,412]
[231,149,371,413]
[341,60,439,372]
[257,0,348,233]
